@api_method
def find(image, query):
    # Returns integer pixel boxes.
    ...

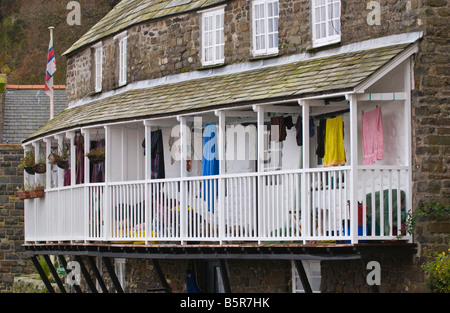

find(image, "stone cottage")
[20,0,449,293]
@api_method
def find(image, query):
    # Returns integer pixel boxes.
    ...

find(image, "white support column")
[121,126,127,181]
[81,129,90,242]
[143,120,152,244]
[66,131,76,187]
[44,138,52,190]
[104,125,111,240]
[348,94,359,244]
[253,105,265,242]
[301,101,310,170]
[55,135,64,188]
[404,58,413,242]
[215,110,226,242]
[178,116,188,243]
[299,100,310,243]
[31,141,41,187]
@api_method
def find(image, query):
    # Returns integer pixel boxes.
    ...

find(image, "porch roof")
[25,42,412,143]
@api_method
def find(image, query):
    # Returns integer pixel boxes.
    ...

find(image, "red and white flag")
[45,32,56,97]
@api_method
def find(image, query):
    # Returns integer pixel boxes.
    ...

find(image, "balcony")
[23,162,411,245]
[22,43,416,247]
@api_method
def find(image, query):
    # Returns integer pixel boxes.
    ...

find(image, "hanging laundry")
[294,115,316,146]
[284,116,294,130]
[362,106,384,165]
[315,119,326,158]
[269,116,287,142]
[151,129,165,179]
[75,133,84,184]
[202,124,219,212]
[324,116,346,167]
[64,145,71,186]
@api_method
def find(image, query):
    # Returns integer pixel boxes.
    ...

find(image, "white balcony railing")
[24,167,411,244]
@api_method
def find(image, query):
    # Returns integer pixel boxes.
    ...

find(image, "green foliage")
[405,200,450,235]
[18,150,35,170]
[422,245,450,293]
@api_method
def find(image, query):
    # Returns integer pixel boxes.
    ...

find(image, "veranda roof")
[25,42,412,143]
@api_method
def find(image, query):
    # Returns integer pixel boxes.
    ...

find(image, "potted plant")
[16,180,45,200]
[29,182,45,198]
[18,151,36,175]
[32,157,47,174]
[86,147,105,164]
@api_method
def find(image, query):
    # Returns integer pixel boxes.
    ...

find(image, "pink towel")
[362,107,384,165]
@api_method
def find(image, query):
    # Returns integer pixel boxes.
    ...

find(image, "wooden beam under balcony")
[24,242,417,261]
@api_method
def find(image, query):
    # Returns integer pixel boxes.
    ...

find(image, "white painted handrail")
[24,167,411,244]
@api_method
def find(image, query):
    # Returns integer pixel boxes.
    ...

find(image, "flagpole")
[49,26,54,120]
[48,26,55,120]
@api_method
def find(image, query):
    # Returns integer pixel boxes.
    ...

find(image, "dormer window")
[200,6,225,66]
[311,0,341,48]
[252,0,279,57]
[115,31,128,86]
[92,42,103,93]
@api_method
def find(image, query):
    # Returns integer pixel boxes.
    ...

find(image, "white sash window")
[311,0,341,47]
[201,6,225,66]
[114,31,128,87]
[93,44,103,93]
[252,0,279,56]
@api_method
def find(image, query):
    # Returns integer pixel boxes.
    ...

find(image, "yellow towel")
[324,116,346,167]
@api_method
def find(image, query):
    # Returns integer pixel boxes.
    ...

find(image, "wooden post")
[404,59,413,242]
[216,110,226,242]
[81,129,90,242]
[253,105,265,242]
[144,120,152,244]
[104,126,111,241]
[349,94,359,244]
[178,116,188,243]
[300,100,310,243]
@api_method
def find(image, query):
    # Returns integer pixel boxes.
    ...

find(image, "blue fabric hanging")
[202,124,219,212]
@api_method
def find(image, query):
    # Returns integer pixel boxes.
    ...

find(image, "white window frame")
[311,0,341,48]
[252,0,279,57]
[115,31,128,86]
[115,258,126,291]
[200,6,225,66]
[292,260,322,293]
[92,42,103,93]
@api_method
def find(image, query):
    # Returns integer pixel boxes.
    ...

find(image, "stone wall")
[65,0,427,104]
[411,0,450,207]
[0,144,33,293]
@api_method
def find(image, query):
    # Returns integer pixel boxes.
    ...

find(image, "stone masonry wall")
[0,144,33,293]
[411,0,450,208]
[65,0,427,104]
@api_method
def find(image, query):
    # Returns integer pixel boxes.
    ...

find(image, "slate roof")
[2,86,66,143]
[24,43,412,143]
[64,0,227,56]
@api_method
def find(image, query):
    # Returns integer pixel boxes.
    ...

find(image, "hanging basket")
[24,166,35,175]
[56,159,69,170]
[86,147,105,164]
[87,155,105,164]
[32,163,46,174]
